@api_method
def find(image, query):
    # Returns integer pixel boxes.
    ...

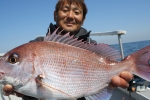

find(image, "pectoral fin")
[36,74,76,100]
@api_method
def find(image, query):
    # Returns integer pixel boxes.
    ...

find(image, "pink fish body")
[0,29,150,100]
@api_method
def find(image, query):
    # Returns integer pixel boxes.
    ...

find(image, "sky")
[0,0,150,53]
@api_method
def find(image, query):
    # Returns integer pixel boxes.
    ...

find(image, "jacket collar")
[47,23,91,41]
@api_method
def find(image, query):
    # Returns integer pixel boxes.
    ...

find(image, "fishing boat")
[0,30,150,100]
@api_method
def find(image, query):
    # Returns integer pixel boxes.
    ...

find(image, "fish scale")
[32,42,110,97]
[38,47,111,97]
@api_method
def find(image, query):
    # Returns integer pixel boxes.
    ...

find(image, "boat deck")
[110,87,150,100]
[0,87,150,100]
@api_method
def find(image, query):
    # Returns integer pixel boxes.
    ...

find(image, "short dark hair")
[55,0,88,20]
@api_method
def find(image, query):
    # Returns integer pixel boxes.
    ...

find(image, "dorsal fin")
[44,28,121,61]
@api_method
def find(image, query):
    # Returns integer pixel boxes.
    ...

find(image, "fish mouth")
[0,70,5,80]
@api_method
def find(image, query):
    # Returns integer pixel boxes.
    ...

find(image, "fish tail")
[129,45,150,81]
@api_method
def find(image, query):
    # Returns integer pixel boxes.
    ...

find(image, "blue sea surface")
[112,40,150,57]
[112,40,150,87]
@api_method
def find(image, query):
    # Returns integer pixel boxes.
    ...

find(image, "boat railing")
[90,30,126,59]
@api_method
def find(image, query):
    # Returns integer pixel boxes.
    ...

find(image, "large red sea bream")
[0,28,150,100]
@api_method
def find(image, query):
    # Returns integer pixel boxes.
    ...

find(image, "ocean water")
[112,40,150,57]
[112,40,150,87]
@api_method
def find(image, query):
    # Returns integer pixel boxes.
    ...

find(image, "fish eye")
[8,53,19,64]
[148,59,150,67]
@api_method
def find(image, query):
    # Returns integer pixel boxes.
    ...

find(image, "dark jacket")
[23,23,97,100]
[30,23,97,44]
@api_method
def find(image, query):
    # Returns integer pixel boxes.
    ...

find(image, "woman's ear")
[54,11,57,22]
